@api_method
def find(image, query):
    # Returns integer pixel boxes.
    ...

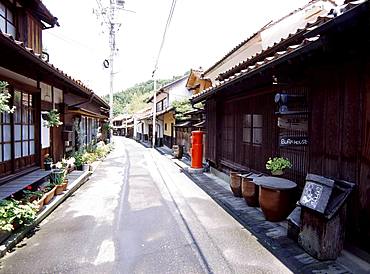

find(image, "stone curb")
[0,170,91,258]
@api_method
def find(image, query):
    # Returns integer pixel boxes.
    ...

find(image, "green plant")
[41,183,55,193]
[0,199,37,231]
[266,157,292,172]
[0,81,15,114]
[43,109,63,128]
[44,154,53,163]
[22,189,43,202]
[73,151,84,168]
[82,152,97,164]
[50,170,65,185]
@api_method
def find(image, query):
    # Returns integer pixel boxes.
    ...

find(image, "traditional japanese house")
[191,0,370,255]
[144,75,191,148]
[173,69,209,156]
[134,106,152,142]
[112,114,133,137]
[0,0,109,185]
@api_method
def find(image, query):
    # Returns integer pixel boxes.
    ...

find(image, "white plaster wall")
[168,77,192,105]
[203,0,336,84]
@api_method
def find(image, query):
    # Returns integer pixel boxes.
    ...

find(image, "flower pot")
[44,162,52,171]
[43,186,56,205]
[241,177,260,207]
[62,180,68,191]
[0,230,11,243]
[36,196,45,212]
[82,164,90,171]
[271,170,284,176]
[55,184,64,195]
[230,172,242,197]
[50,169,65,185]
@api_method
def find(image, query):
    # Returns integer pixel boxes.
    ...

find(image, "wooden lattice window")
[13,91,35,159]
[242,114,262,145]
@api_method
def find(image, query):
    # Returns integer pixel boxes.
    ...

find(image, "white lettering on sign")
[280,137,308,146]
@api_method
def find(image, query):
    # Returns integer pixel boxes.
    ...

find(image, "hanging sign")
[279,136,309,147]
[278,117,308,132]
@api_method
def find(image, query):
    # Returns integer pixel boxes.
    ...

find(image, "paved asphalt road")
[0,137,291,274]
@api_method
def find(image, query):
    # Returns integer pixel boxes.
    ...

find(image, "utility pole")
[151,75,157,147]
[108,0,117,135]
[95,0,127,139]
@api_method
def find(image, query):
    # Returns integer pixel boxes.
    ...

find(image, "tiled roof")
[0,31,109,109]
[191,0,368,103]
[217,16,330,81]
[202,0,336,77]
[35,0,59,26]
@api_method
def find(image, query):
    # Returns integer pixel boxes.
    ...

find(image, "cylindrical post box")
[191,131,203,169]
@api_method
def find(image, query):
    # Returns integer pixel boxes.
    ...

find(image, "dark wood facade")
[199,2,370,253]
[0,0,109,182]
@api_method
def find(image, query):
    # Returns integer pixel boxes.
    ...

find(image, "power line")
[152,0,178,77]
[151,0,178,148]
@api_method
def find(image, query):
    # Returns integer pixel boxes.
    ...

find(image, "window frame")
[242,113,263,146]
[0,2,16,37]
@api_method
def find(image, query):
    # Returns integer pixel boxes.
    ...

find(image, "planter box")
[43,186,57,205]
[0,230,11,244]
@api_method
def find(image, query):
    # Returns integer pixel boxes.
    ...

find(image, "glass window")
[0,18,5,33]
[13,90,36,159]
[0,3,5,17]
[243,114,262,145]
[0,4,15,36]
[41,83,52,103]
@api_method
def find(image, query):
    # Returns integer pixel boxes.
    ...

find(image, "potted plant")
[266,157,292,176]
[0,199,37,234]
[73,151,84,170]
[0,81,15,114]
[22,188,43,203]
[41,183,57,205]
[44,154,53,171]
[43,109,63,128]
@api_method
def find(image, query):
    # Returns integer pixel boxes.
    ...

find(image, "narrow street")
[0,137,291,274]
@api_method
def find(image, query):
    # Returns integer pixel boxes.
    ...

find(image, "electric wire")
[152,0,178,77]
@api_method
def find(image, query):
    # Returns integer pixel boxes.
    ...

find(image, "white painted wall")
[203,0,336,84]
[168,77,192,106]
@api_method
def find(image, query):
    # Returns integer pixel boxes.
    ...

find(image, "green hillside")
[104,76,183,116]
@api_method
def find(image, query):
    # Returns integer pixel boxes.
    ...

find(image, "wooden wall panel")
[205,99,217,163]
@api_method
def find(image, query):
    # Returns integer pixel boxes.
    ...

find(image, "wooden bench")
[0,169,51,201]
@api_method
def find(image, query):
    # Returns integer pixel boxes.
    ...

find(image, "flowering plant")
[0,81,15,114]
[0,199,37,231]
[266,157,292,173]
[43,109,63,128]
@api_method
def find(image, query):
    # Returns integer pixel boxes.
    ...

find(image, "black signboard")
[279,136,309,147]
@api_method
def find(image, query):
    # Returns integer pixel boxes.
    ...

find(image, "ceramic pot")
[62,179,68,191]
[0,230,11,243]
[36,196,45,212]
[271,170,284,176]
[43,186,56,204]
[44,162,52,171]
[55,184,64,195]
[230,172,242,197]
[82,164,90,171]
[241,177,259,207]
[50,169,65,185]
[259,185,292,222]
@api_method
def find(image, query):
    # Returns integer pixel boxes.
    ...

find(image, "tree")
[103,75,183,116]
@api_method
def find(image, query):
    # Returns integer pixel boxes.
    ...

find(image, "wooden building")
[191,0,370,254]
[112,114,134,137]
[0,0,109,184]
[142,75,191,148]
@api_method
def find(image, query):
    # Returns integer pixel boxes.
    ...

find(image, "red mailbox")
[191,130,203,169]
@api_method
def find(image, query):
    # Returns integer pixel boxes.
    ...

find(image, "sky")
[42,0,317,96]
